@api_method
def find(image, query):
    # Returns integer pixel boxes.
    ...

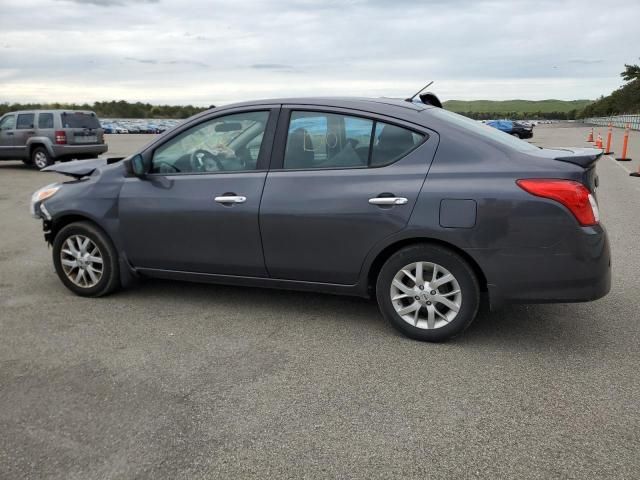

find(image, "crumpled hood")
[42,157,125,178]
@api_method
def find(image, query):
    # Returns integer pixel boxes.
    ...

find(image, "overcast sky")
[0,0,639,106]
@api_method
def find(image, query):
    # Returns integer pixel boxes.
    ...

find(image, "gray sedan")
[30,97,610,341]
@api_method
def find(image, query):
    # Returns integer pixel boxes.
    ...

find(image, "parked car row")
[485,119,534,139]
[100,119,181,135]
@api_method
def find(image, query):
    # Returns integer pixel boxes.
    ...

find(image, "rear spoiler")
[553,148,603,169]
[418,92,443,108]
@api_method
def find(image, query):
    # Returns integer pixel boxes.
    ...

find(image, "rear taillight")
[516,179,599,226]
[54,130,67,145]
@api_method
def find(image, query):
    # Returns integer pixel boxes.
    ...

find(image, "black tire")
[375,244,480,342]
[32,146,53,170]
[511,132,521,139]
[52,221,120,297]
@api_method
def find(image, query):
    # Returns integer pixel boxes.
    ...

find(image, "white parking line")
[605,154,633,174]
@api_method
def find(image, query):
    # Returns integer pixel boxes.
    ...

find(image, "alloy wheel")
[60,235,104,288]
[33,151,49,169]
[390,261,462,330]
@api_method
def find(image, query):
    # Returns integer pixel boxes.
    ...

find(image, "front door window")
[151,111,270,174]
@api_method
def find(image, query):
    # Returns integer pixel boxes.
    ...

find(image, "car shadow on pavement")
[0,161,33,171]
[461,301,603,352]
[126,278,600,351]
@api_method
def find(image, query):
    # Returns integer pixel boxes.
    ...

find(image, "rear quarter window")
[61,112,101,129]
[38,113,54,129]
[371,122,424,167]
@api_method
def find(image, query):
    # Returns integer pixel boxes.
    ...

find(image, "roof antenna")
[406,81,434,103]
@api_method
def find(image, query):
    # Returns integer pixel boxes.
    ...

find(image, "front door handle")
[214,195,247,204]
[368,197,408,206]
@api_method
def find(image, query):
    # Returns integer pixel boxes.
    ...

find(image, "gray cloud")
[250,64,295,71]
[57,0,158,5]
[568,59,605,65]
[125,57,208,68]
[1,0,637,104]
[125,57,158,65]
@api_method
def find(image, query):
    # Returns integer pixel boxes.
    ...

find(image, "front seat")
[284,128,315,169]
[374,124,415,164]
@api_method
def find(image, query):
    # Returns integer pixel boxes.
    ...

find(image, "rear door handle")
[214,195,247,204]
[368,197,408,205]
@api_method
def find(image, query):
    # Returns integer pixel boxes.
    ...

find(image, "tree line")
[0,100,581,121]
[458,110,579,120]
[2,61,638,120]
[0,100,209,119]
[580,60,640,117]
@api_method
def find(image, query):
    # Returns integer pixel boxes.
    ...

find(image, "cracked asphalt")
[1,126,638,479]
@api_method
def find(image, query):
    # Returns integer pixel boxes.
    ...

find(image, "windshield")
[61,112,101,129]
[427,108,539,153]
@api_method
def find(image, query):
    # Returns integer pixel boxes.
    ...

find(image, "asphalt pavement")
[0,126,638,479]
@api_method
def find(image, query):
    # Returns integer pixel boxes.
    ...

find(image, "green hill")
[443,99,592,120]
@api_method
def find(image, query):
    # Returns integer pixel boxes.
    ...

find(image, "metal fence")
[583,114,640,130]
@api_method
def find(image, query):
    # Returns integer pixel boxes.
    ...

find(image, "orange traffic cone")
[595,133,603,149]
[587,128,594,142]
[616,124,632,162]
[604,123,614,154]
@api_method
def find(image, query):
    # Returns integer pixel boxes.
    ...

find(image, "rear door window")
[284,112,373,169]
[38,113,54,129]
[16,114,35,129]
[283,111,424,170]
[61,112,101,129]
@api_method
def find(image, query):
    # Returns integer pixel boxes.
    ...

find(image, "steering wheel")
[190,149,223,172]
[154,161,180,173]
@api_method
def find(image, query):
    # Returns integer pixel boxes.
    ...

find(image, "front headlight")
[30,183,60,219]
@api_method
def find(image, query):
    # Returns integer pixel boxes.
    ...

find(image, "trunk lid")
[551,147,602,169]
[551,147,602,193]
[530,147,602,193]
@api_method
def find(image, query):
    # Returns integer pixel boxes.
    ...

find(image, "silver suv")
[0,110,107,169]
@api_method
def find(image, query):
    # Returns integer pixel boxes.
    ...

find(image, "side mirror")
[130,154,148,177]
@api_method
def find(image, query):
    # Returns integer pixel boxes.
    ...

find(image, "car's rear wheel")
[376,244,480,342]
[511,132,521,139]
[52,221,120,297]
[32,146,53,170]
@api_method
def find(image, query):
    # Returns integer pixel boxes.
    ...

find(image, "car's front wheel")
[52,221,120,297]
[376,244,480,342]
[32,146,53,170]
